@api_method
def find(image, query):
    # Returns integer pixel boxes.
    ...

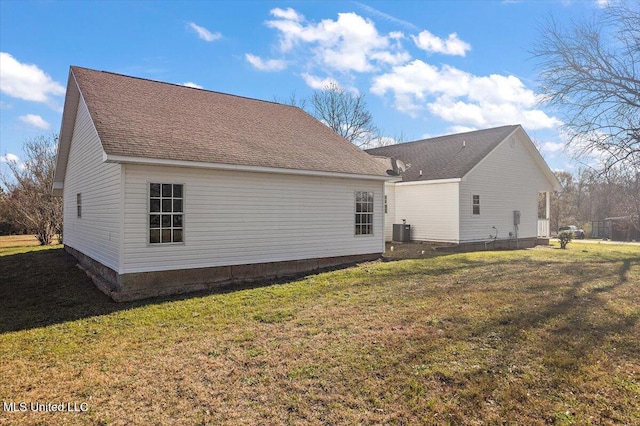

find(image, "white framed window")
[472,194,480,215]
[355,191,374,235]
[76,193,82,218]
[149,183,183,244]
[384,194,388,214]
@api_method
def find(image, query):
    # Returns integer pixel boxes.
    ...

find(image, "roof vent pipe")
[419,170,423,176]
[463,140,466,147]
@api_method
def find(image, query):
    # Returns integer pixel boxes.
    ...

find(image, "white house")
[366,125,561,246]
[53,67,390,301]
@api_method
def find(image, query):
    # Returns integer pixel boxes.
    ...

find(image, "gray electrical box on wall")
[513,210,521,225]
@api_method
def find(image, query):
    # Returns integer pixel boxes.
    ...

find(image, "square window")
[173,184,183,198]
[150,215,160,228]
[173,199,183,212]
[162,184,172,197]
[173,214,183,227]
[150,183,160,197]
[161,229,171,243]
[173,229,183,243]
[162,199,172,212]
[150,229,160,244]
[150,199,160,212]
[161,215,171,227]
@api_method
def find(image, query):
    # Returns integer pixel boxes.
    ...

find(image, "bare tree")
[310,82,378,148]
[534,3,640,172]
[608,167,640,235]
[1,134,62,244]
[272,90,308,110]
[550,167,640,238]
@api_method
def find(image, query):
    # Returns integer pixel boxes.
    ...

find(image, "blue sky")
[0,0,612,174]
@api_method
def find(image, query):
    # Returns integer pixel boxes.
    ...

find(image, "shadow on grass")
[0,248,144,333]
[0,248,311,334]
[448,255,640,406]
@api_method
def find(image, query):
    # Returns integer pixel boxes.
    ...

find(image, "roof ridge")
[369,124,520,151]
[70,65,302,110]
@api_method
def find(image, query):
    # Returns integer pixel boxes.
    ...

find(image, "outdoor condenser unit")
[393,223,411,242]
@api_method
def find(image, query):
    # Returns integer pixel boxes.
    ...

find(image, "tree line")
[0,135,62,244]
[546,168,640,238]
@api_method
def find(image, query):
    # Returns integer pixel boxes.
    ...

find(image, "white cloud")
[301,73,340,90]
[19,114,50,129]
[371,59,562,130]
[412,30,471,56]
[183,82,203,89]
[270,7,303,21]
[353,2,419,31]
[595,0,616,8]
[447,125,478,134]
[540,141,565,154]
[258,8,559,132]
[245,54,287,72]
[558,128,614,168]
[266,9,409,73]
[188,22,221,42]
[0,52,65,104]
[0,153,19,163]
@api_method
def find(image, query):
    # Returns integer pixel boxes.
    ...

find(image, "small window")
[355,191,374,235]
[384,195,388,214]
[76,193,82,218]
[472,195,480,215]
[150,183,183,244]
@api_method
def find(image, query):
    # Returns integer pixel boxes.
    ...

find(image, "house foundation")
[432,237,542,253]
[65,245,379,302]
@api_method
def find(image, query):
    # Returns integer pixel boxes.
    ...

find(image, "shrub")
[559,230,573,249]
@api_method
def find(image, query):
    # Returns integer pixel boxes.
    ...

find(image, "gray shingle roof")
[70,66,388,177]
[365,125,520,181]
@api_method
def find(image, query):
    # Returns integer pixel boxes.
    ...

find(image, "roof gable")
[55,66,388,188]
[366,125,519,181]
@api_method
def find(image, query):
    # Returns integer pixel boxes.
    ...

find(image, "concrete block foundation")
[65,245,380,302]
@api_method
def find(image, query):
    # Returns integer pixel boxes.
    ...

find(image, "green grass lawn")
[1,241,639,425]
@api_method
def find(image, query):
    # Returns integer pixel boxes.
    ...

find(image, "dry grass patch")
[0,234,59,248]
[1,241,639,425]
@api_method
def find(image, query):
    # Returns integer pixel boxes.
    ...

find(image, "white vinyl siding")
[62,97,121,271]
[393,181,459,243]
[459,131,555,242]
[122,165,384,274]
